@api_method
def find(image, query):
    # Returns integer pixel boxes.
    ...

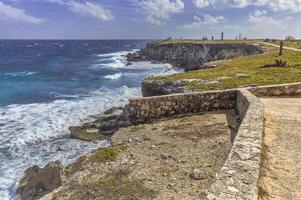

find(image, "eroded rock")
[16,161,64,200]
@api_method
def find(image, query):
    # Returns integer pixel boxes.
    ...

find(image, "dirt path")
[259,42,301,52]
[259,98,301,200]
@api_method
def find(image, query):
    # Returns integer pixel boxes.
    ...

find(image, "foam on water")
[104,73,122,80]
[0,46,182,200]
[0,86,140,199]
[4,71,38,77]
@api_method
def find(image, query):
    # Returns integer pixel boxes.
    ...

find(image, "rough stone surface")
[248,82,301,97]
[16,161,64,200]
[125,90,237,124]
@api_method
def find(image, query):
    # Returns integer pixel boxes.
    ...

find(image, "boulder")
[189,169,206,180]
[69,126,106,141]
[16,161,64,200]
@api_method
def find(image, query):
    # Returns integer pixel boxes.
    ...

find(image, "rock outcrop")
[69,107,132,141]
[141,79,189,97]
[16,161,64,200]
[127,42,263,71]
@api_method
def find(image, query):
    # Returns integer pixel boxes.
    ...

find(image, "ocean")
[0,40,180,199]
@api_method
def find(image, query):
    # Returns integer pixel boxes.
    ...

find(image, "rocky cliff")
[127,42,263,71]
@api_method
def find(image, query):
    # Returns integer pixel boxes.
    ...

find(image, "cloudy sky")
[0,0,300,39]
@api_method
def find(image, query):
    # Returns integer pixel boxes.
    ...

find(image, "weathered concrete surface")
[206,89,264,200]
[249,82,301,97]
[259,98,301,200]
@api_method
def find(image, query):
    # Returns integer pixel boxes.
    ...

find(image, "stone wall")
[125,90,237,124]
[206,89,264,200]
[248,82,301,97]
[125,88,265,200]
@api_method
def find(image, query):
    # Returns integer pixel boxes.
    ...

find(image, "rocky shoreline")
[127,41,263,71]
[16,112,234,200]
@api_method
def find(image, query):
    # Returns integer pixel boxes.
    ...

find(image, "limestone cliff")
[127,42,263,71]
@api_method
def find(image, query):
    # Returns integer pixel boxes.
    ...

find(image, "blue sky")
[0,0,300,39]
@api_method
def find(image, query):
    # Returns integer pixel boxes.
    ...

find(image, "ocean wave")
[91,49,138,69]
[0,86,141,199]
[4,71,38,77]
[104,73,122,80]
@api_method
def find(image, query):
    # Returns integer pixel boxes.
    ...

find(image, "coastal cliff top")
[152,39,301,49]
[148,42,301,92]
[154,39,261,45]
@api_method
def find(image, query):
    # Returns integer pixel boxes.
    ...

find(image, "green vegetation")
[151,49,301,91]
[53,170,157,200]
[158,39,261,45]
[89,147,119,163]
[267,40,301,49]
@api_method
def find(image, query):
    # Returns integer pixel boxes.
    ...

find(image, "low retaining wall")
[248,82,301,97]
[206,89,264,199]
[126,90,237,124]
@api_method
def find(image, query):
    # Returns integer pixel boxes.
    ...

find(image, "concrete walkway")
[259,98,301,200]
[259,42,301,52]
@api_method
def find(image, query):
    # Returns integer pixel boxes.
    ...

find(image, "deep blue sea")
[0,40,180,199]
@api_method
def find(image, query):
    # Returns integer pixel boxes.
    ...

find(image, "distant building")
[286,35,296,41]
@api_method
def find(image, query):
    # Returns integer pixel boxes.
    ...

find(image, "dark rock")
[103,107,124,115]
[69,126,106,141]
[70,107,132,141]
[16,161,64,200]
[141,79,187,97]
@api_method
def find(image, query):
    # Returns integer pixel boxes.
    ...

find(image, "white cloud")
[0,1,43,23]
[224,0,301,12]
[180,14,225,29]
[141,0,184,25]
[68,1,113,21]
[248,10,283,26]
[193,0,212,8]
[42,0,113,21]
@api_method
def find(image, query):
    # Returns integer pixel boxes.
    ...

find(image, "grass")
[157,39,261,45]
[89,147,119,163]
[52,169,158,200]
[266,40,301,49]
[151,48,301,92]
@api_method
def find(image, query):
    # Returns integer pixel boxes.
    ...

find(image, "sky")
[0,0,301,39]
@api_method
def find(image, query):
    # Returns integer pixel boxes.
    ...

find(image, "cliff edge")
[127,41,263,71]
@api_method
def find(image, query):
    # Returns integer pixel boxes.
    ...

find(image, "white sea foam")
[0,86,141,199]
[104,73,122,80]
[92,49,139,69]
[4,71,37,77]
